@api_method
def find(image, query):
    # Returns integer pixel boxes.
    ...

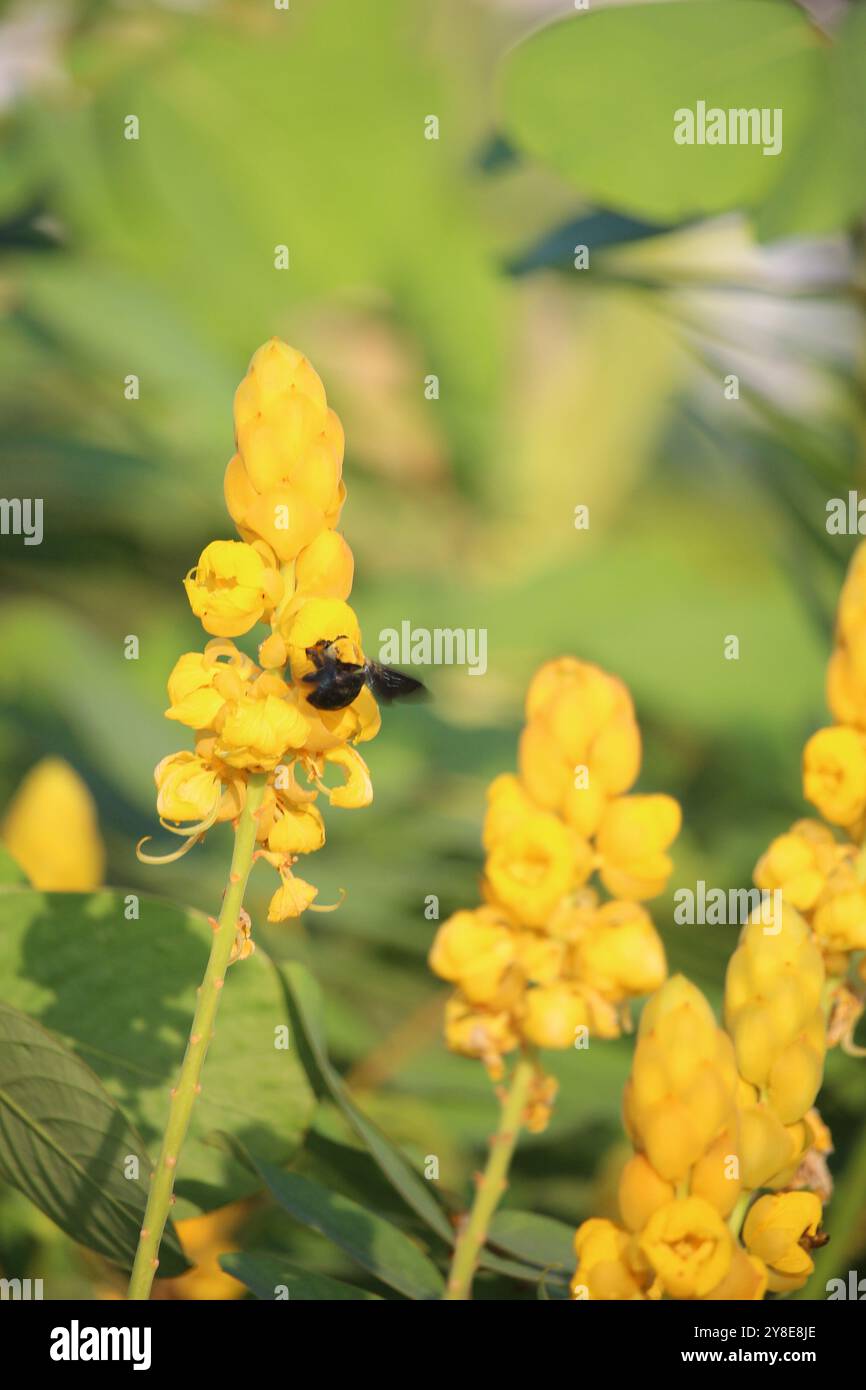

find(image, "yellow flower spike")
[626,976,738,1183]
[183,540,283,637]
[483,809,591,928]
[267,802,326,856]
[724,906,826,1125]
[214,692,310,771]
[742,1192,825,1293]
[596,794,681,901]
[802,725,866,827]
[639,1197,734,1300]
[2,757,105,891]
[316,746,373,809]
[429,908,517,1007]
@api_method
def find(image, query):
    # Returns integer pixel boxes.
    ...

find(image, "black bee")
[302,637,428,712]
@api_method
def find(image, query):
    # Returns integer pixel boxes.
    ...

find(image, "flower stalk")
[127,773,267,1301]
[443,1049,536,1301]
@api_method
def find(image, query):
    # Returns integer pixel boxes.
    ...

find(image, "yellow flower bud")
[754,819,845,912]
[573,900,667,1002]
[737,1094,805,1189]
[596,794,681,901]
[482,774,538,849]
[258,632,288,670]
[2,757,105,891]
[742,1192,824,1293]
[243,486,326,564]
[519,982,587,1049]
[639,1197,733,1300]
[429,909,516,1007]
[703,1248,767,1301]
[618,1154,675,1233]
[443,994,519,1074]
[826,644,866,729]
[294,529,354,602]
[812,860,866,952]
[183,540,282,637]
[803,725,866,827]
[571,1218,649,1300]
[689,1123,740,1216]
[517,721,572,813]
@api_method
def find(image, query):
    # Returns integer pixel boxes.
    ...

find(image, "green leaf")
[241,1158,444,1300]
[0,890,315,1219]
[755,4,866,240]
[278,960,453,1244]
[219,1251,384,1301]
[0,844,28,886]
[488,1210,575,1272]
[0,999,187,1275]
[502,1,821,223]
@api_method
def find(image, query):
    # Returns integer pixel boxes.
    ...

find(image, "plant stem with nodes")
[127,772,268,1300]
[443,1049,536,1300]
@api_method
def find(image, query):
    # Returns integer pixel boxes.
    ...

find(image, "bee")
[302,637,428,712]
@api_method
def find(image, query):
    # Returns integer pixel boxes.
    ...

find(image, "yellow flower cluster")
[757,540,866,1041]
[571,974,827,1300]
[149,340,378,931]
[430,659,679,1112]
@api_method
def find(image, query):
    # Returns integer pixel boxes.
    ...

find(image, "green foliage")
[0,890,315,1219]
[218,1251,382,1301]
[0,999,186,1274]
[502,1,820,224]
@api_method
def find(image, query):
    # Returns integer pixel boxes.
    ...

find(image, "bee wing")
[365,663,428,704]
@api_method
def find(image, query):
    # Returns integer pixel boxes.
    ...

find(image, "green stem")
[127,773,267,1300]
[443,1051,535,1301]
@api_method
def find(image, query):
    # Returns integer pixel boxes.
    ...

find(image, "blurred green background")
[0,0,864,1298]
